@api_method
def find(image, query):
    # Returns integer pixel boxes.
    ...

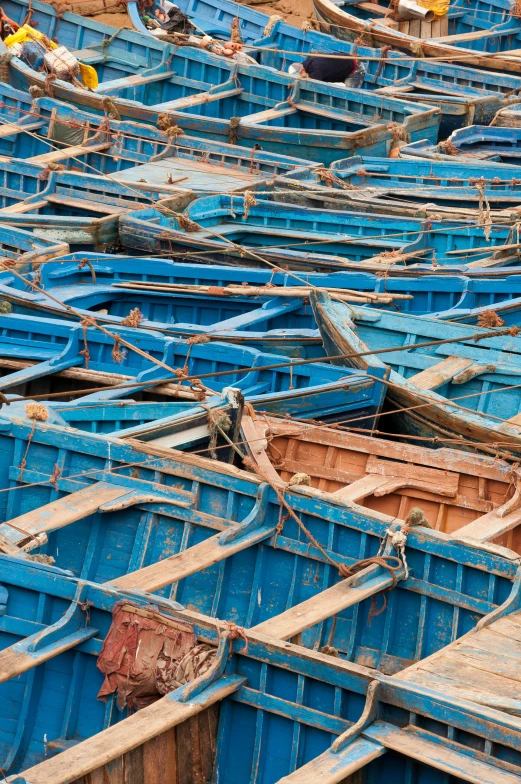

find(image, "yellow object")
[6,24,98,88]
[417,0,449,19]
[4,24,56,49]
[79,62,98,88]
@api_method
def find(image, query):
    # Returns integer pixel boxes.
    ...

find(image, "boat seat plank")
[364,722,521,784]
[109,521,274,592]
[15,675,243,784]
[46,194,129,215]
[95,71,173,93]
[277,737,386,783]
[152,87,242,112]
[0,626,97,684]
[0,199,49,214]
[455,628,521,661]
[0,482,130,546]
[27,143,111,164]
[447,648,521,684]
[332,474,391,502]
[0,120,45,137]
[452,508,521,541]
[252,566,394,640]
[411,357,474,390]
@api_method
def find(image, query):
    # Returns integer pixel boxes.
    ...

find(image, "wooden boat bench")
[94,70,175,94]
[152,86,243,112]
[0,478,194,554]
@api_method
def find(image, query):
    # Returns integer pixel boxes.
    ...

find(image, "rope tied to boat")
[177,214,202,232]
[38,162,65,181]
[102,96,121,121]
[477,309,506,328]
[207,408,232,459]
[44,72,57,98]
[316,168,353,190]
[470,177,492,240]
[121,307,144,327]
[230,17,242,42]
[111,334,127,364]
[263,15,283,36]
[438,139,458,155]
[229,117,241,145]
[78,258,97,284]
[243,190,257,220]
[301,20,313,31]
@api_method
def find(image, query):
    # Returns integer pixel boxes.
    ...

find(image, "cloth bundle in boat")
[96,602,212,709]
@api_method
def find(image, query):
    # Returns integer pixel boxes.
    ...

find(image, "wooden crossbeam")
[0,120,44,137]
[0,482,130,548]
[411,357,474,391]
[14,675,243,784]
[277,737,385,783]
[27,142,111,164]
[252,565,395,640]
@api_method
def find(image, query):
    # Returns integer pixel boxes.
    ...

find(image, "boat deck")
[399,607,521,714]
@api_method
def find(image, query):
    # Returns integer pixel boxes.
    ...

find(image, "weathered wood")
[0,482,130,546]
[277,737,385,783]
[252,565,395,640]
[0,120,44,137]
[453,509,521,542]
[364,722,521,783]
[22,676,241,784]
[27,143,111,164]
[0,199,48,214]
[411,357,474,391]
[111,520,272,592]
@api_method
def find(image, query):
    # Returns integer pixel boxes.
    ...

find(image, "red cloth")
[97,602,196,710]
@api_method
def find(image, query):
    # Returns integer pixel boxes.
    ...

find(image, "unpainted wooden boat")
[118,194,518,274]
[242,413,521,553]
[2,555,521,784]
[401,126,521,164]
[133,0,521,137]
[310,290,521,460]
[2,0,441,164]
[0,84,317,195]
[312,0,521,74]
[0,311,386,422]
[275,154,521,223]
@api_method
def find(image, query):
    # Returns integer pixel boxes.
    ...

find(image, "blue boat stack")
[1,0,521,781]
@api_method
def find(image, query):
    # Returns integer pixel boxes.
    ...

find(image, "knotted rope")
[229,117,240,145]
[263,14,282,36]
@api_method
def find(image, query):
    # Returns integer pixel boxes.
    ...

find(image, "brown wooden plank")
[0,199,49,214]
[46,194,129,215]
[27,142,111,164]
[124,744,144,784]
[252,566,393,640]
[452,508,521,542]
[411,357,474,391]
[0,482,130,546]
[143,727,177,784]
[417,657,521,699]
[16,677,241,784]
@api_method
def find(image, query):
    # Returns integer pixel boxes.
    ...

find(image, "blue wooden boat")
[0,415,516,669]
[0,311,386,422]
[133,0,521,136]
[1,0,441,164]
[276,154,521,221]
[2,553,521,784]
[311,290,521,459]
[312,0,521,74]
[0,223,67,270]
[401,126,521,163]
[118,195,517,274]
[0,84,317,193]
[7,256,521,349]
[0,159,160,250]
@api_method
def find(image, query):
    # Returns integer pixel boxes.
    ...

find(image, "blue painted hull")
[401,126,521,164]
[118,194,516,274]
[2,0,440,163]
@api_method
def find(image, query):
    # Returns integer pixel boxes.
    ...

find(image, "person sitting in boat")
[289,56,365,88]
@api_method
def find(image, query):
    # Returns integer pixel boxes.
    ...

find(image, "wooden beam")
[27,142,111,164]
[110,520,275,592]
[0,482,130,548]
[277,737,385,783]
[252,565,396,640]
[0,120,45,137]
[364,722,521,783]
[16,675,244,784]
[453,509,521,543]
[411,357,474,391]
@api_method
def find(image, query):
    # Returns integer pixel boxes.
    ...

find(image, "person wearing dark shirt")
[300,55,356,83]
